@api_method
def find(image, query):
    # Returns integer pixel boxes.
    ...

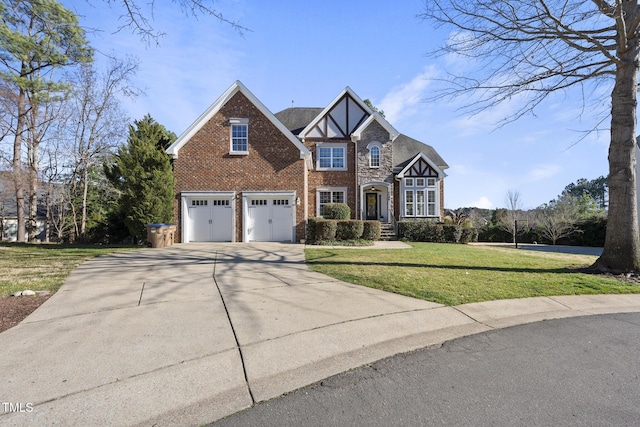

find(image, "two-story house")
[167,81,448,243]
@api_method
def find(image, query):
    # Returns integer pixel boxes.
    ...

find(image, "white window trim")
[401,177,440,219]
[366,141,382,169]
[229,118,249,155]
[316,142,347,171]
[316,187,348,217]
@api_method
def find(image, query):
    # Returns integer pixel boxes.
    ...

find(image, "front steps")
[379,223,396,241]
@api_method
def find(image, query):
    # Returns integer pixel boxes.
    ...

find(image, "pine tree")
[105,115,175,242]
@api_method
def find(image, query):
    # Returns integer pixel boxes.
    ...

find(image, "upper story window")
[367,142,382,168]
[316,143,347,170]
[229,118,249,154]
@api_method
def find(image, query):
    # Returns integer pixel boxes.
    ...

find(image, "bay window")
[403,177,438,218]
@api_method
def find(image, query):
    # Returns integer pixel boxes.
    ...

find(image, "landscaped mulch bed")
[0,294,52,333]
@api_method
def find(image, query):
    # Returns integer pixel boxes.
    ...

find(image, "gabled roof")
[298,87,373,140]
[167,81,310,159]
[393,134,449,172]
[350,112,400,142]
[274,107,323,136]
[395,152,448,179]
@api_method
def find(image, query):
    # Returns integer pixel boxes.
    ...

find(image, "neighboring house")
[0,171,47,242]
[167,81,448,243]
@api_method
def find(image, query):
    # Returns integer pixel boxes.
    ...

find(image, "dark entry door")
[366,193,378,220]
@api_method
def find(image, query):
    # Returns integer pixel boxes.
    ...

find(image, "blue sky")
[64,0,611,210]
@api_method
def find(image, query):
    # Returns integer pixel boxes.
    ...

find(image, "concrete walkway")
[2,243,640,426]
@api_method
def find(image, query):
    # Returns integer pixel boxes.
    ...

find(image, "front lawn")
[305,243,639,306]
[0,243,139,296]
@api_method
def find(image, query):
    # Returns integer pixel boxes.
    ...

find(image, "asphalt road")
[211,313,640,426]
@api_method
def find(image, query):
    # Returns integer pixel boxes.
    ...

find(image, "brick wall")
[304,138,356,218]
[172,92,306,242]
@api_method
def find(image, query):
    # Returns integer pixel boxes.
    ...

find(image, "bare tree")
[104,0,249,44]
[536,196,581,244]
[62,58,138,241]
[497,190,528,244]
[420,1,640,272]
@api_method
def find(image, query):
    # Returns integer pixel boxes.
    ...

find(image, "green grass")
[305,242,640,306]
[0,243,140,296]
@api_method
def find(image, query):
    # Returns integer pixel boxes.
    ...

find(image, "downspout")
[351,134,359,220]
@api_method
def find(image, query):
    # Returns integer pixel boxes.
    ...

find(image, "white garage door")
[245,197,294,242]
[187,198,233,242]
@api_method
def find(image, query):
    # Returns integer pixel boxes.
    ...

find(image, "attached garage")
[181,192,235,242]
[243,192,296,242]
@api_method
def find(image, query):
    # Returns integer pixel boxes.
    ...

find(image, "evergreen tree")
[105,115,175,242]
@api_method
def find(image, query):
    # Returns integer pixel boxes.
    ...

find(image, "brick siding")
[173,92,306,242]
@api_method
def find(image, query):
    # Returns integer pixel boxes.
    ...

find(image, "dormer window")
[229,118,249,154]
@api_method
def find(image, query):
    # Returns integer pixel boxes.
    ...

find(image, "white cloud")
[521,164,562,184]
[470,196,494,209]
[378,66,439,124]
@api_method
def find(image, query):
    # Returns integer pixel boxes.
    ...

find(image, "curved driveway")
[1,243,640,426]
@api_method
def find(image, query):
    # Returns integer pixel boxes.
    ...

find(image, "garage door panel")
[272,205,293,242]
[211,205,233,242]
[186,197,233,242]
[245,196,295,242]
[189,204,211,242]
[247,202,270,242]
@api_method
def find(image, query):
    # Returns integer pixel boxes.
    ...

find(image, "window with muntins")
[316,143,346,170]
[318,190,345,216]
[404,177,438,218]
[405,190,414,216]
[231,124,248,153]
[370,146,380,168]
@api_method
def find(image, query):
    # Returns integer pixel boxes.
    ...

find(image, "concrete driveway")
[2,243,640,426]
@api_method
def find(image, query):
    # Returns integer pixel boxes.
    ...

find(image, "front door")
[366,193,378,220]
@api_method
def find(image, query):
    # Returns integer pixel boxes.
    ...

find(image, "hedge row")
[307,218,381,242]
[398,221,478,244]
[322,203,351,220]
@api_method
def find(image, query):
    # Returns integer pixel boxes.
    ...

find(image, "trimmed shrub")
[398,220,477,244]
[460,227,478,243]
[362,220,381,241]
[323,203,351,220]
[315,220,337,241]
[442,224,461,243]
[429,223,446,243]
[307,217,320,242]
[478,225,512,242]
[336,220,364,240]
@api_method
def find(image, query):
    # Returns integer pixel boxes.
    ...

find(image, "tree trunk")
[593,26,640,272]
[13,84,27,243]
[80,165,88,241]
[28,106,40,242]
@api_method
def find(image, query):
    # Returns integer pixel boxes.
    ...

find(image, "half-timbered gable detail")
[296,88,374,217]
[400,156,440,178]
[301,89,371,140]
[396,152,447,221]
